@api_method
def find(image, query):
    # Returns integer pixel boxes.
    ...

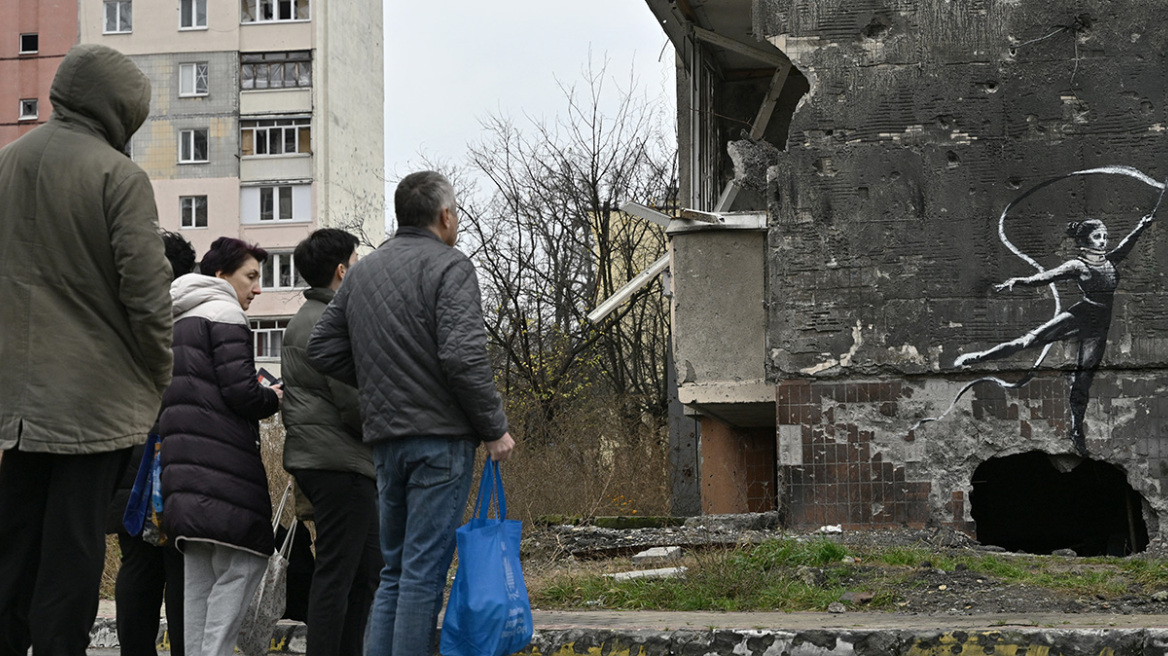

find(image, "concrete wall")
[80,0,243,53]
[153,177,241,254]
[672,230,767,396]
[312,0,384,245]
[752,0,1168,543]
[130,52,240,181]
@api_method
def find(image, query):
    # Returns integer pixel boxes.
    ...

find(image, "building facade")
[2,0,384,372]
[0,0,77,144]
[648,0,1168,555]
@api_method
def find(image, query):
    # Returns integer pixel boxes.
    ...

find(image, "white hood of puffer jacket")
[170,273,248,326]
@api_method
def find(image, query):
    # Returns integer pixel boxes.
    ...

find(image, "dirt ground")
[520,516,1168,616]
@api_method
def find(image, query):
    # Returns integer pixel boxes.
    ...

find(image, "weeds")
[738,537,851,570]
[528,537,1168,613]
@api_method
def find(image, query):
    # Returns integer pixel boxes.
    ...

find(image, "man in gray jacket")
[0,44,173,655]
[282,228,379,656]
[308,170,514,656]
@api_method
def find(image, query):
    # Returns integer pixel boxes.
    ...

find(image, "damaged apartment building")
[639,0,1168,555]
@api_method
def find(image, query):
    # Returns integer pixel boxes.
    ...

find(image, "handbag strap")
[272,480,294,533]
[473,460,506,521]
[278,519,298,558]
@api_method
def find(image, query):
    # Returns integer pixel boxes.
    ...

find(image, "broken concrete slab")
[631,546,683,565]
[607,567,688,581]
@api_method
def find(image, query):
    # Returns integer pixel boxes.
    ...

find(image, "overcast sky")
[382,1,675,224]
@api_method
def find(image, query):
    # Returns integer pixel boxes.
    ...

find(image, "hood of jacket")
[49,44,151,151]
[171,273,248,326]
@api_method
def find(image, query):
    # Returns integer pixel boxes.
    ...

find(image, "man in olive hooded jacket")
[0,44,173,655]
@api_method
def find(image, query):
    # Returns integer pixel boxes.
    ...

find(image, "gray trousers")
[183,540,268,656]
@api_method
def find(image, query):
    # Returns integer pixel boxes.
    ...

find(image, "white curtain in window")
[180,64,196,95]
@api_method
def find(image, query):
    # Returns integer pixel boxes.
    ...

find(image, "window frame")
[240,51,312,90]
[179,0,208,29]
[18,34,38,54]
[251,318,290,360]
[259,251,305,291]
[178,128,209,164]
[240,117,311,157]
[240,0,310,24]
[240,184,310,224]
[259,185,295,221]
[18,99,37,121]
[179,195,208,229]
[103,0,133,34]
[179,62,209,97]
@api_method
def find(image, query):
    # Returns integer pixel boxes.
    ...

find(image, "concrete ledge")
[91,619,306,652]
[92,614,1168,655]
[527,627,1168,656]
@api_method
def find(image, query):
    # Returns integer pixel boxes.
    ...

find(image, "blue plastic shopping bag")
[440,460,533,656]
[121,433,161,536]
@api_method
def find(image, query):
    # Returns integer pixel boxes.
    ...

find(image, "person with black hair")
[162,230,197,281]
[106,230,196,656]
[159,237,282,656]
[954,213,1155,455]
[281,228,378,656]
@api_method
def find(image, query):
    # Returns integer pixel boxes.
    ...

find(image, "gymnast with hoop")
[953,211,1156,455]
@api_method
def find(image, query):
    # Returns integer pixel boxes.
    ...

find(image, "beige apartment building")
[79,0,385,371]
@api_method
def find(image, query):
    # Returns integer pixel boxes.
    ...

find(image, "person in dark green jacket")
[0,44,173,655]
[281,228,379,656]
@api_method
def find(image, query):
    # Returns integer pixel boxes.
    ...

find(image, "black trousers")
[0,448,129,656]
[116,532,185,656]
[293,469,381,656]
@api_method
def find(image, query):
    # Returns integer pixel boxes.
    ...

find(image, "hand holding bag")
[440,460,533,656]
[237,481,296,656]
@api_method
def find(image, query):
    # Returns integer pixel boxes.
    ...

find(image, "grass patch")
[533,538,865,612]
[738,536,851,570]
[526,537,1168,612]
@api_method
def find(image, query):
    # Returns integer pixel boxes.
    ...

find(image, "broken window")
[691,50,719,211]
[240,51,311,90]
[240,117,310,156]
[179,62,209,96]
[18,99,37,121]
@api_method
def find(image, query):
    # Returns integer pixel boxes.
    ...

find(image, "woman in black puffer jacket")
[159,237,282,656]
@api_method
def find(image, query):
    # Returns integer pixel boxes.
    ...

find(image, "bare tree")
[458,59,678,441]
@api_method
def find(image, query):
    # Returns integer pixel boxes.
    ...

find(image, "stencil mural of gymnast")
[918,166,1166,457]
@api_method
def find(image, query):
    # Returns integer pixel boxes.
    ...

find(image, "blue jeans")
[365,437,477,656]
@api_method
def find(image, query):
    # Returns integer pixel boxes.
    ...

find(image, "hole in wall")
[861,15,892,40]
[970,451,1149,556]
